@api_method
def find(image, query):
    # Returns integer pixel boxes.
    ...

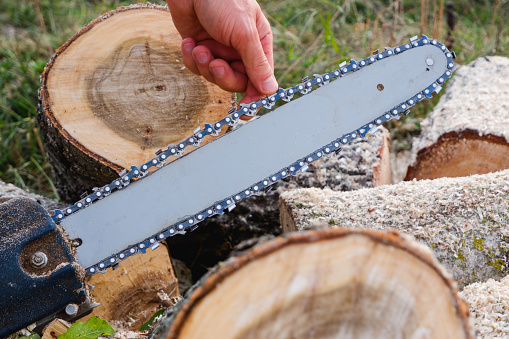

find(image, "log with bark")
[406,56,509,181]
[280,169,509,288]
[153,229,472,339]
[38,4,235,202]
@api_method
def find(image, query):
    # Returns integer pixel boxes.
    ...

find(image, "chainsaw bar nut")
[65,303,78,316]
[31,251,48,268]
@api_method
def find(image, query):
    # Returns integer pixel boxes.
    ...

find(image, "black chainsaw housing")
[0,198,86,337]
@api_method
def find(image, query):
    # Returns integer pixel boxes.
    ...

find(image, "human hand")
[166,0,277,108]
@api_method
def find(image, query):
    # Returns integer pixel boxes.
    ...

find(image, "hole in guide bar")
[377,84,384,91]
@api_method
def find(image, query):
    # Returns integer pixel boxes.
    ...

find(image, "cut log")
[280,169,509,288]
[153,229,472,339]
[406,56,509,180]
[82,245,179,332]
[42,319,71,339]
[38,4,235,202]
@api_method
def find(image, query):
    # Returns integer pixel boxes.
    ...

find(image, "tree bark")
[38,4,235,202]
[406,56,509,181]
[153,229,472,339]
[280,169,509,288]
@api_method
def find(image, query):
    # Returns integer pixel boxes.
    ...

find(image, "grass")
[1,0,508,198]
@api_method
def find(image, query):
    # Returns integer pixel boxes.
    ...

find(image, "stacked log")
[280,169,509,288]
[406,56,509,180]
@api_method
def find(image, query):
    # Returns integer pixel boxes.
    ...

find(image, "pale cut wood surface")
[41,319,71,339]
[154,229,471,339]
[280,169,509,288]
[406,56,509,180]
[39,4,234,201]
[44,4,233,166]
[82,245,179,332]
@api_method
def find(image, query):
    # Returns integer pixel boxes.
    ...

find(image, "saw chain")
[51,35,455,276]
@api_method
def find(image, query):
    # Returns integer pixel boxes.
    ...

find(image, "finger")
[230,61,246,75]
[197,40,242,61]
[232,17,277,95]
[257,14,275,71]
[181,38,200,75]
[192,45,216,84]
[209,59,248,93]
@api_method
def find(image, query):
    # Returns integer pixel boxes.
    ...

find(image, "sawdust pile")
[460,275,509,337]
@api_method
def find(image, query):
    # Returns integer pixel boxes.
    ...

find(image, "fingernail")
[183,42,194,53]
[211,66,225,78]
[262,75,278,93]
[195,52,208,64]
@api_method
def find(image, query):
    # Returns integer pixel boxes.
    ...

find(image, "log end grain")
[161,229,472,339]
[83,246,179,332]
[38,4,235,202]
[406,130,509,180]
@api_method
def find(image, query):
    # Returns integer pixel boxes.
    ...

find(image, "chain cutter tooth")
[261,97,274,110]
[282,88,295,102]
[239,103,256,117]
[298,82,311,95]
[205,123,220,137]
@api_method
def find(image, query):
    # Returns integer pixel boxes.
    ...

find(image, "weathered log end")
[83,245,179,331]
[156,229,472,339]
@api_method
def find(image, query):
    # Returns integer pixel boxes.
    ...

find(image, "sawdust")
[280,169,509,287]
[460,275,509,338]
[100,328,148,339]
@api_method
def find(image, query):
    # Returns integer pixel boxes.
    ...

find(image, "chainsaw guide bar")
[51,35,455,276]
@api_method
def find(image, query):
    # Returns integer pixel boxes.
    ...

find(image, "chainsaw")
[0,34,455,337]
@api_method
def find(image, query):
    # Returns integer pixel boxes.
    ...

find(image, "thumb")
[235,30,277,95]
